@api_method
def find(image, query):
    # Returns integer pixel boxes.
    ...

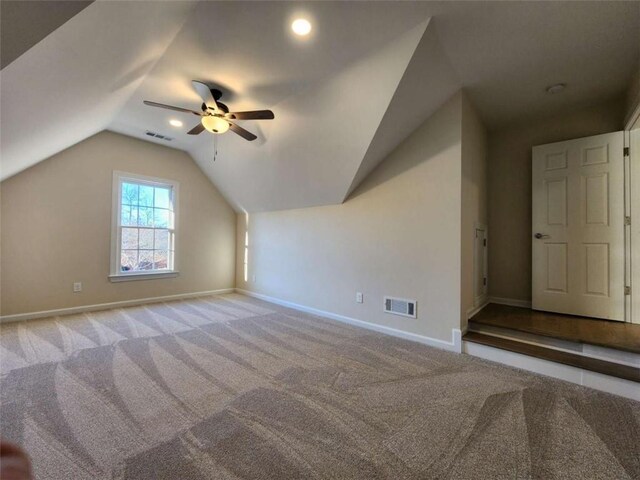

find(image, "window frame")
[109,171,179,282]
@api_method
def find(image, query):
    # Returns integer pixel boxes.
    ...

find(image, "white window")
[110,171,178,282]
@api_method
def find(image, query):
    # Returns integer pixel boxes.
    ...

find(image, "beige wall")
[488,99,625,302]
[236,93,464,343]
[626,65,640,125]
[1,131,236,316]
[461,94,488,327]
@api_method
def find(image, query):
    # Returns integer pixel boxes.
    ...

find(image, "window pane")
[154,250,168,269]
[121,205,138,226]
[122,183,139,206]
[154,229,169,250]
[116,178,176,275]
[121,249,138,271]
[139,185,154,207]
[138,207,154,227]
[138,250,154,270]
[154,208,169,228]
[154,187,171,209]
[139,229,154,249]
[121,228,138,249]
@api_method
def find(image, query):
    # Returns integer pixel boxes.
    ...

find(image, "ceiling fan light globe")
[292,18,311,36]
[201,115,229,134]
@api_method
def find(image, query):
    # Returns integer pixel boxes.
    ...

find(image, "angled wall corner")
[460,92,489,329]
[345,17,462,200]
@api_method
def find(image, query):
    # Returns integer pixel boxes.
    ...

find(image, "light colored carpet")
[0,293,638,479]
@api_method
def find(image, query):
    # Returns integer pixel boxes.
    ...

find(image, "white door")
[532,131,624,321]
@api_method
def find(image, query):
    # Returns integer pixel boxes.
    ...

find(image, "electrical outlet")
[73,282,82,293]
[356,292,363,303]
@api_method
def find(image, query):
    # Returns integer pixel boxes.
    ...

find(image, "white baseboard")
[488,296,532,309]
[236,289,462,353]
[464,341,639,401]
[0,288,235,324]
[467,299,489,319]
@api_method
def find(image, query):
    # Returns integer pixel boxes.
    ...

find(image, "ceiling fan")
[143,81,274,141]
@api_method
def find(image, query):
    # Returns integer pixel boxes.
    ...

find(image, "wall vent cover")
[384,296,417,318]
[145,131,173,141]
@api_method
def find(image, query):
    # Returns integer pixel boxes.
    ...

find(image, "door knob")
[534,233,549,239]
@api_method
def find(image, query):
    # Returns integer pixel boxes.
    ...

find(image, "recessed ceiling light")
[169,119,183,127]
[291,18,311,36]
[546,83,566,94]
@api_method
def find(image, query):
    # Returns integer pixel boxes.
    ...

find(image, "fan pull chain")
[213,134,218,162]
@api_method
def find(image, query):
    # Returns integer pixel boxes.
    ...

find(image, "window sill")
[108,271,179,283]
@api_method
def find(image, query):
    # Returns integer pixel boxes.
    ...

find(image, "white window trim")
[109,171,179,282]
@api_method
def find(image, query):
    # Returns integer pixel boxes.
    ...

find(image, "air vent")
[384,296,417,318]
[145,131,173,141]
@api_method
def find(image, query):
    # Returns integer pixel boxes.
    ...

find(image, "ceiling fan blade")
[192,80,219,112]
[143,100,202,116]
[228,122,257,141]
[187,123,206,135]
[227,110,274,120]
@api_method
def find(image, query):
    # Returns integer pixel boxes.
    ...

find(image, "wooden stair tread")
[469,304,640,354]
[463,331,640,383]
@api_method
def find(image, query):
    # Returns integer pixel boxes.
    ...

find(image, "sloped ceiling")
[0,0,197,181]
[0,0,94,69]
[109,2,435,212]
[1,1,639,213]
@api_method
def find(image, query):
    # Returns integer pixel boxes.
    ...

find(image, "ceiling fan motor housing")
[210,88,223,100]
[201,89,228,113]
[202,101,229,114]
[144,80,271,141]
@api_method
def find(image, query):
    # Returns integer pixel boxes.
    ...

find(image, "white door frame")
[626,100,640,324]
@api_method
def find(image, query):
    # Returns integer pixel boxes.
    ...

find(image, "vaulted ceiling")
[1,1,638,212]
